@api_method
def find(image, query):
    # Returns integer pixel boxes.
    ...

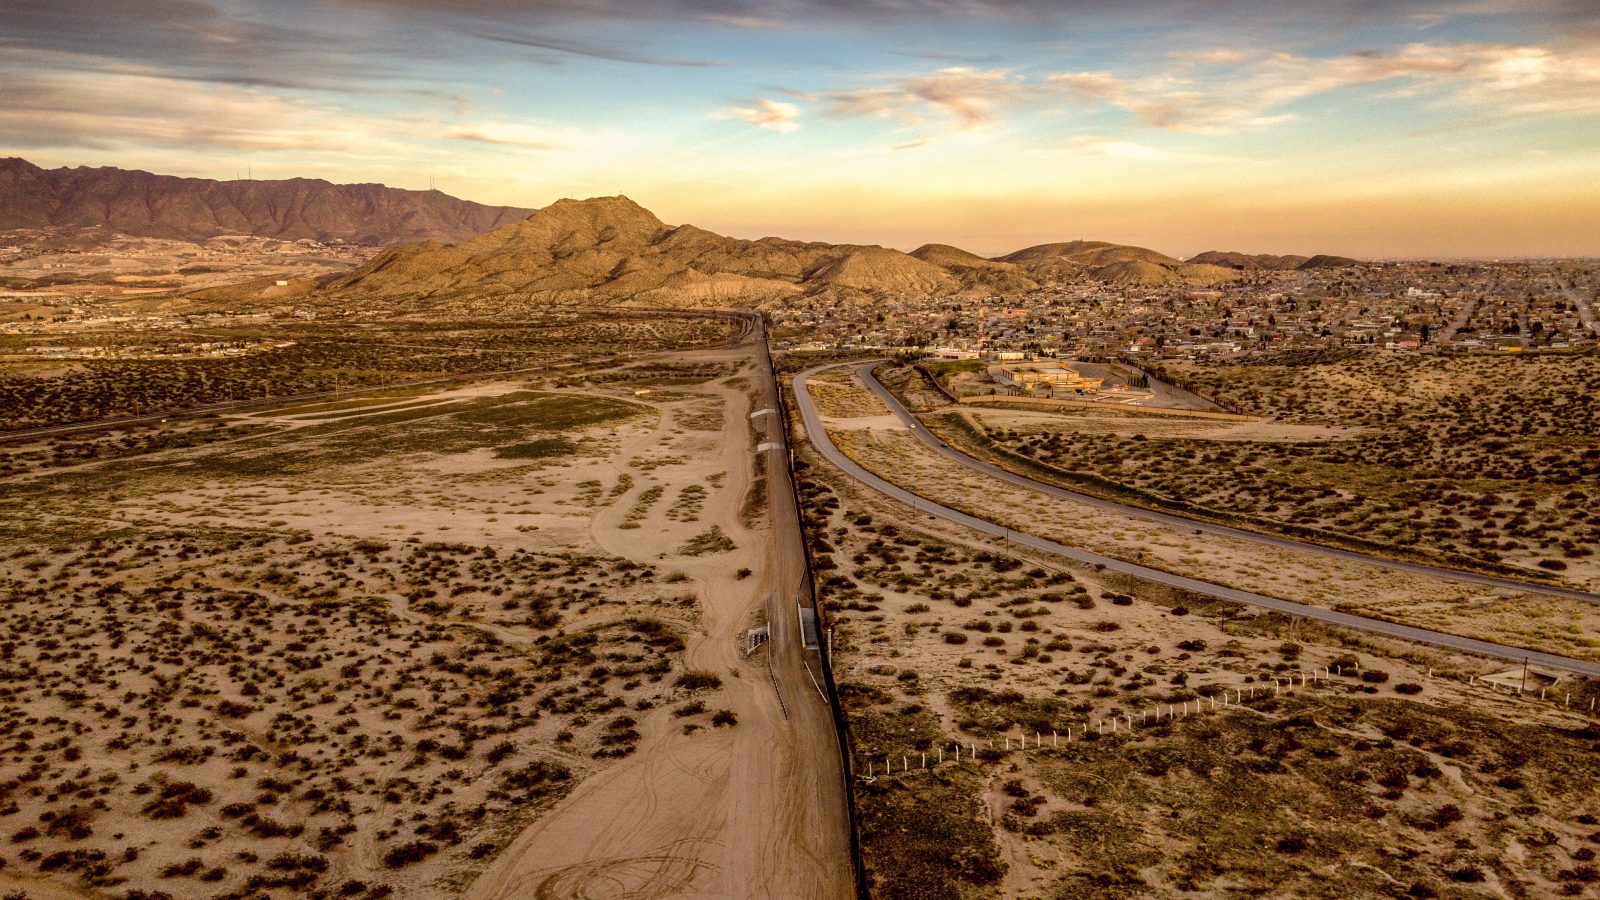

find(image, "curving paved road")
[794,362,1600,677]
[857,363,1600,605]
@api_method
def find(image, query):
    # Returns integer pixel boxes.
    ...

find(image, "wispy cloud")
[325,0,1600,34]
[1066,136,1162,160]
[0,68,378,152]
[0,64,608,159]
[441,120,609,149]
[475,31,725,67]
[718,98,802,133]
[826,67,1024,129]
[3,0,421,93]
[1051,41,1600,133]
[902,68,1025,127]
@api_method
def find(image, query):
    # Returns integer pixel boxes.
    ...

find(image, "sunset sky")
[5,0,1599,257]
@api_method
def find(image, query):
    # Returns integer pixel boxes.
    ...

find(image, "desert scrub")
[857,769,1004,898]
[495,437,578,459]
[666,484,708,521]
[679,526,735,556]
[620,485,665,529]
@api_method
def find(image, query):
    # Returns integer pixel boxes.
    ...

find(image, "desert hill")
[327,193,1360,308]
[909,243,1040,293]
[1188,250,1311,270]
[809,246,957,293]
[0,157,532,246]
[331,196,1010,307]
[997,240,1179,267]
[1187,250,1365,271]
[996,239,1242,286]
[1298,254,1363,269]
[911,243,1001,267]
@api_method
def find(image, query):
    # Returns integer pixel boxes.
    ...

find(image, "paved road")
[1561,279,1600,339]
[794,362,1600,676]
[1439,291,1482,346]
[856,363,1600,605]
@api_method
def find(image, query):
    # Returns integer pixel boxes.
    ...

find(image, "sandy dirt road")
[467,334,850,899]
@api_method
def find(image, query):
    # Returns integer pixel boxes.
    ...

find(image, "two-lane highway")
[794,361,1600,676]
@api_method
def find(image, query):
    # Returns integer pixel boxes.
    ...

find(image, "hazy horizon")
[5,0,1599,258]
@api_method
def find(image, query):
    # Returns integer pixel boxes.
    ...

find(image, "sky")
[4,0,1599,258]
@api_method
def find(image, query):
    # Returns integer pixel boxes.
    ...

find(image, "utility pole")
[1520,657,1529,694]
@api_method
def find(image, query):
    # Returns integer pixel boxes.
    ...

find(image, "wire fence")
[857,663,1599,782]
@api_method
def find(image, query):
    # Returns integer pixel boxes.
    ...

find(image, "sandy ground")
[0,341,849,898]
[469,353,849,899]
[793,402,1600,899]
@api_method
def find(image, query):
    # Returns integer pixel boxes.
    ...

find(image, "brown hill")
[330,196,986,308]
[1094,260,1182,286]
[325,194,1347,309]
[997,240,1182,268]
[1185,250,1361,271]
[911,243,996,267]
[998,239,1239,286]
[1188,250,1312,271]
[808,246,956,293]
[1298,254,1363,269]
[0,157,532,246]
[910,243,1040,293]
[1176,263,1244,283]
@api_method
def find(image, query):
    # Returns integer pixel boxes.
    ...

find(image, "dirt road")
[467,334,850,899]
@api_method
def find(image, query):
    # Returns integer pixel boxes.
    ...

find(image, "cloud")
[441,120,606,149]
[0,64,606,160]
[475,31,724,67]
[902,68,1025,127]
[1067,136,1161,160]
[1190,49,1248,65]
[826,67,1024,129]
[718,98,802,132]
[825,88,907,120]
[698,13,788,29]
[2,0,418,93]
[323,0,1600,34]
[0,67,378,152]
[1051,41,1600,133]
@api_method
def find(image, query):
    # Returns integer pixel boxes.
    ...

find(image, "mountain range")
[330,195,1361,309]
[0,157,532,246]
[1186,249,1361,270]
[0,158,1361,305]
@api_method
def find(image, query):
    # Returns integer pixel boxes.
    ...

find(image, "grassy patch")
[679,526,735,556]
[852,702,1005,899]
[451,393,642,430]
[495,437,579,460]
